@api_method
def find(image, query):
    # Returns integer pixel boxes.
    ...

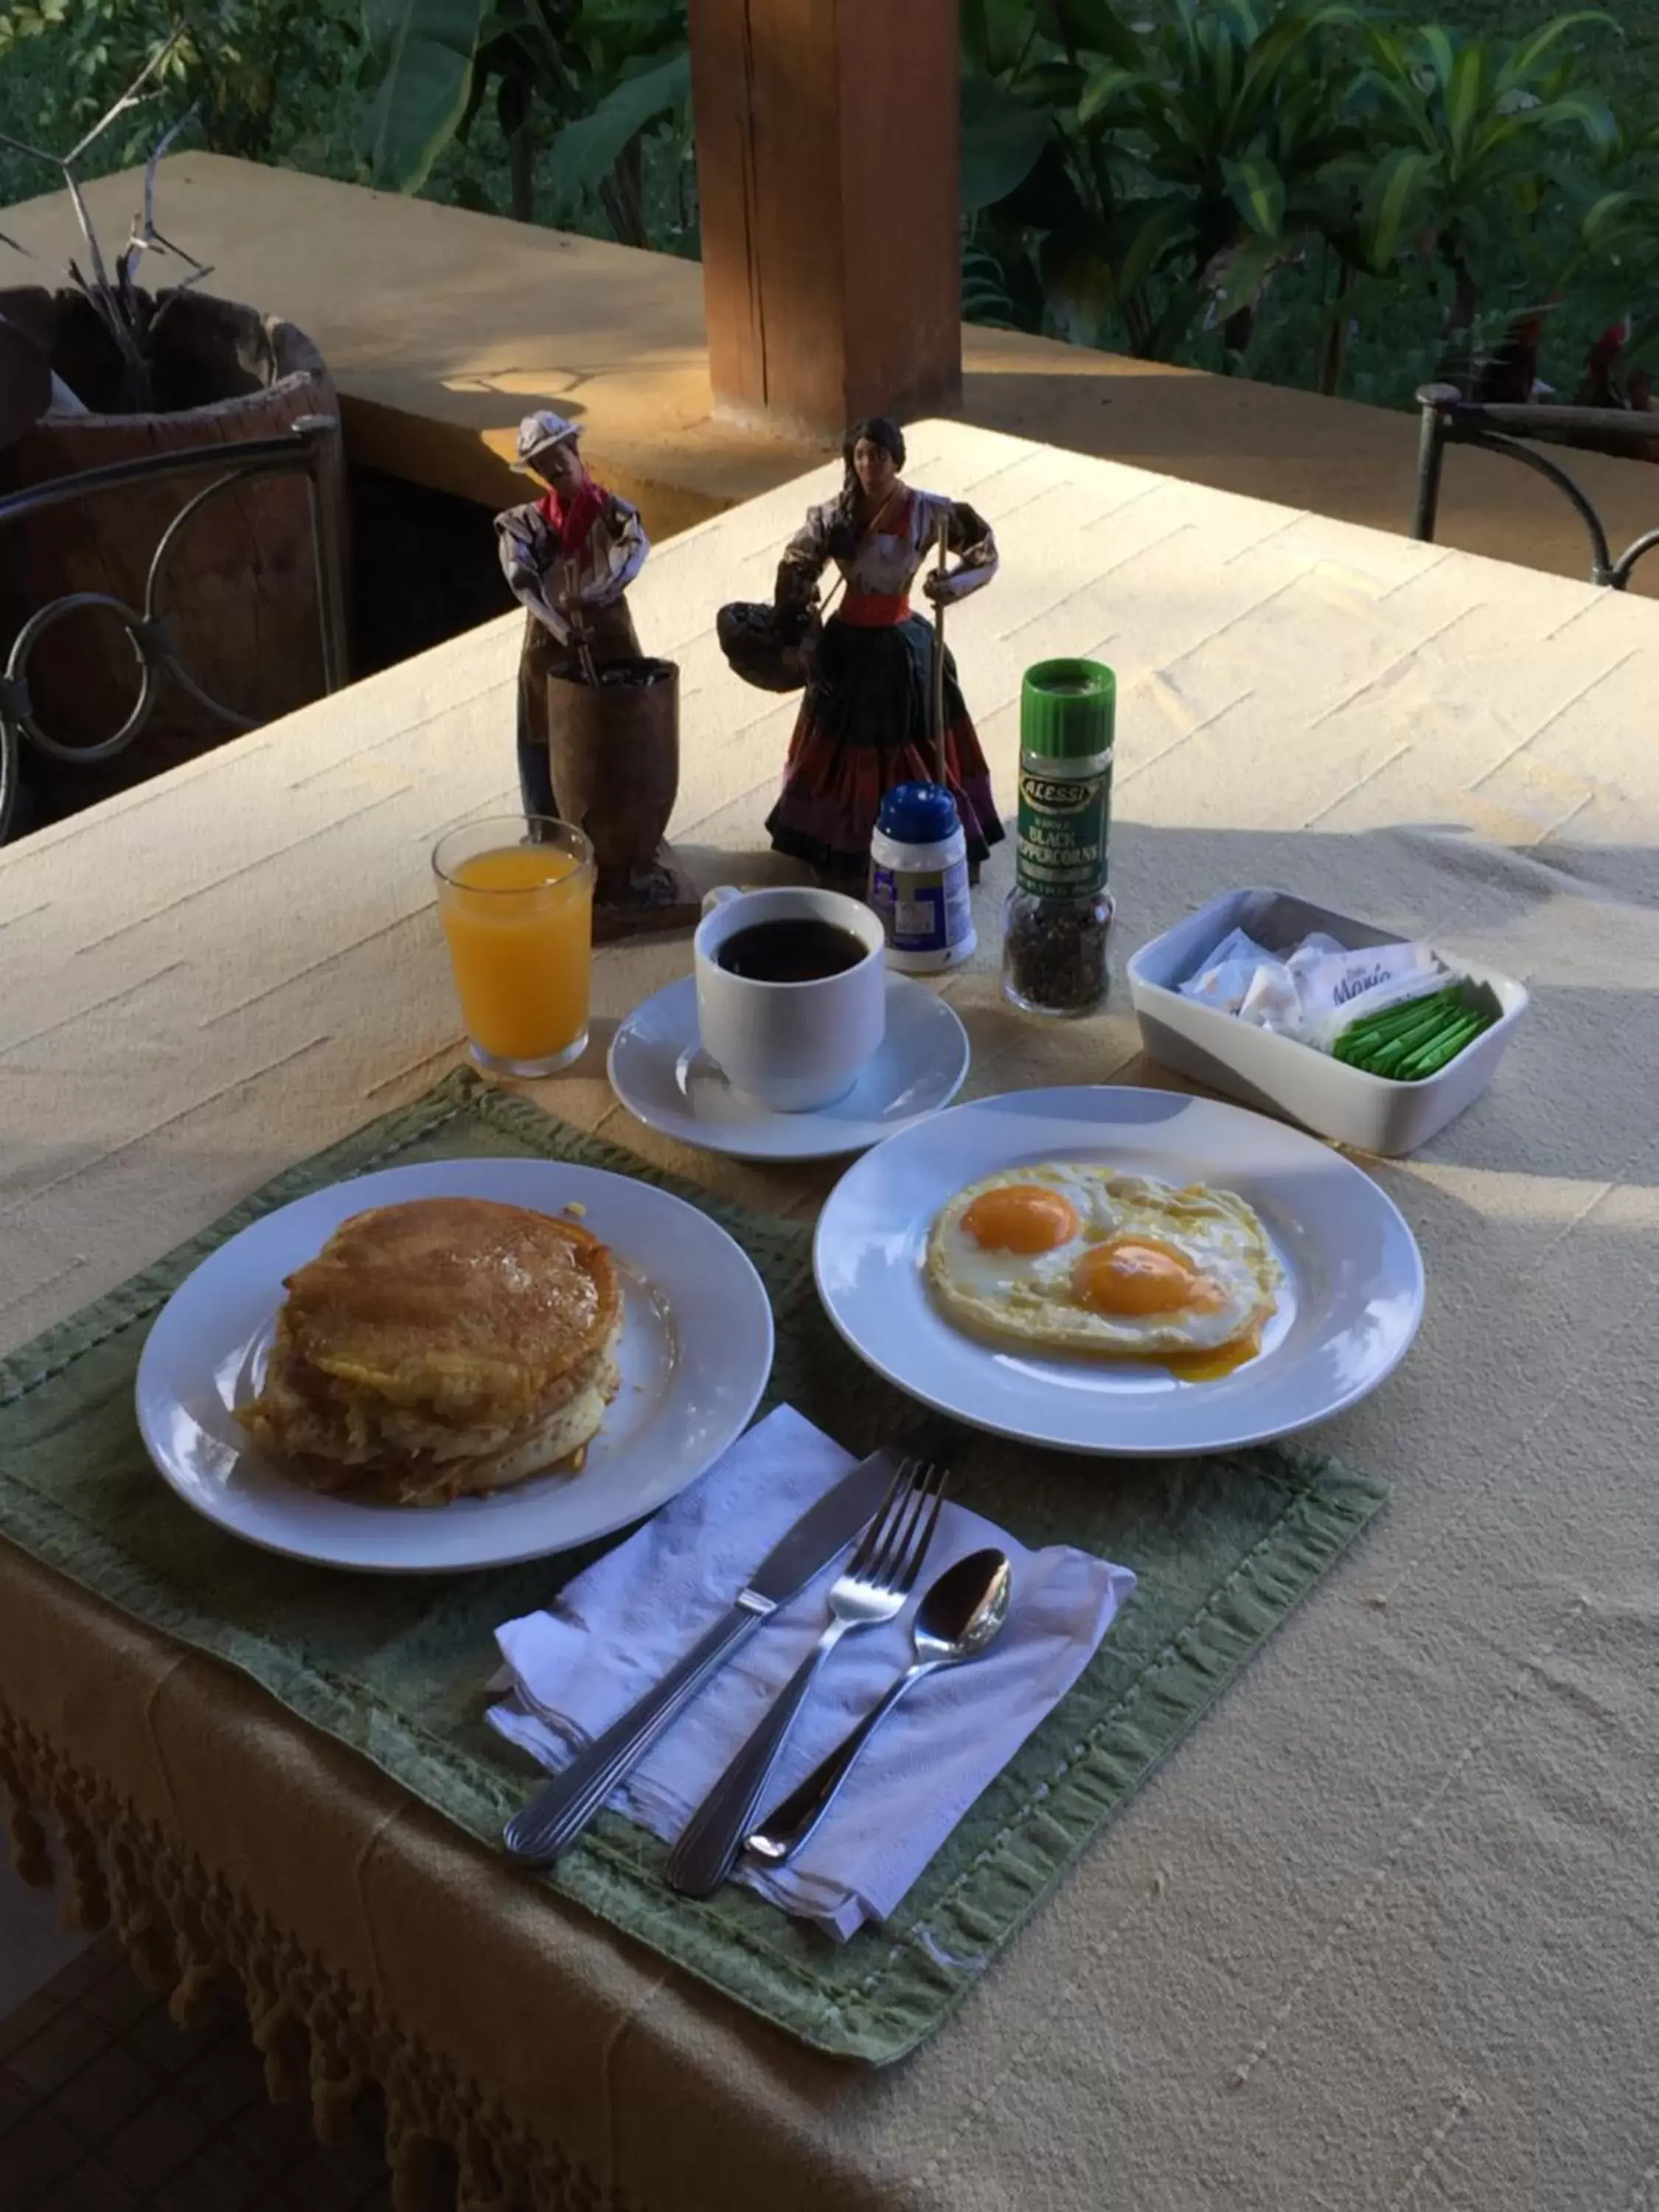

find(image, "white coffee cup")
[695,886,886,1112]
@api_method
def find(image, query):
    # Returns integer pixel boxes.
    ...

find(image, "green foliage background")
[1,0,1655,412]
[0,1,699,257]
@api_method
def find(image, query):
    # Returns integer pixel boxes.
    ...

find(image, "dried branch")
[0,35,203,413]
[63,170,114,309]
[63,32,181,169]
[145,107,195,237]
[0,229,37,261]
[119,105,201,295]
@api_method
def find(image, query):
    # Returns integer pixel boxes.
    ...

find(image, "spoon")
[745,1547,1014,1868]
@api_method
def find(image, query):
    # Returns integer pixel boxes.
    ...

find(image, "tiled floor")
[0,1929,396,2211]
[0,1861,97,2021]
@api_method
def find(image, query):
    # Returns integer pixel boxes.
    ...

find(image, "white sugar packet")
[1178,925,1280,1014]
[1182,925,1444,1048]
[1301,946,1447,1048]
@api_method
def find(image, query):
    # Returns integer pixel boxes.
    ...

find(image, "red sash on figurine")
[838,592,911,627]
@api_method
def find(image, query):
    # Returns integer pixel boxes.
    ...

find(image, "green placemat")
[0,1069,1386,2064]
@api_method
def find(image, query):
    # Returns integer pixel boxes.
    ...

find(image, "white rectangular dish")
[1126,888,1528,1155]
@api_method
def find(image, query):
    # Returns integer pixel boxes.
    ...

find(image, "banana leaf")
[1223,150,1287,237]
[1359,145,1439,268]
[1037,0,1144,69]
[1202,226,1303,323]
[1540,92,1621,156]
[1495,10,1618,98]
[1038,193,1193,345]
[1077,63,1162,129]
[963,0,1050,77]
[962,69,1056,212]
[547,46,688,200]
[357,0,483,192]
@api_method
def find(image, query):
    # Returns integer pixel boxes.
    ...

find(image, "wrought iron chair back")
[1412,381,1659,591]
[0,412,347,842]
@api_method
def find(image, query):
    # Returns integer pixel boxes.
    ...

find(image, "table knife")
[501,1429,945,1866]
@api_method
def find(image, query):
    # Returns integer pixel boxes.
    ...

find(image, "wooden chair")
[0,417,347,843]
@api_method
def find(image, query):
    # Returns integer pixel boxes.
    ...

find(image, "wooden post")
[690,0,962,442]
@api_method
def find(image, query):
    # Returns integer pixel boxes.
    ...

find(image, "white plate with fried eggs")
[813,1087,1424,1455]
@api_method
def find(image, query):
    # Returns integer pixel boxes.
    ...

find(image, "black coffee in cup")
[714,918,868,984]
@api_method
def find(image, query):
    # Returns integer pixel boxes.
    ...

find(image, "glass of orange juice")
[432,816,595,1077]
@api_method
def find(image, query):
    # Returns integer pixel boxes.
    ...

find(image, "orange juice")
[437,841,593,1070]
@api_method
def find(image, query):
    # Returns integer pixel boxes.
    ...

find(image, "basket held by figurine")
[715,600,821,694]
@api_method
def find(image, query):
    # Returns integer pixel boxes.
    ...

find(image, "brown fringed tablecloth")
[4,422,1658,2212]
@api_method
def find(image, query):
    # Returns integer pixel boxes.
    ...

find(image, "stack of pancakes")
[239,1196,623,1505]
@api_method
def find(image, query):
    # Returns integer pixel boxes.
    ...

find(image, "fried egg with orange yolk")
[925,1164,1279,1360]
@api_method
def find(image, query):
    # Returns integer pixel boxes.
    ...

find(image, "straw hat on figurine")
[512,410,583,474]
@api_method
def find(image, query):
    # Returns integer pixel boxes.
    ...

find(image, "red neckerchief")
[536,475,605,558]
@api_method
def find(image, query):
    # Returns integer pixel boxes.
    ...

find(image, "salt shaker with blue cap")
[867,780,975,973]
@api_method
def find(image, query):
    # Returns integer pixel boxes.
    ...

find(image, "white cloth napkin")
[489,1405,1135,1938]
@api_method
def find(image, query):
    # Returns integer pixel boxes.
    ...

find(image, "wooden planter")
[0,287,346,806]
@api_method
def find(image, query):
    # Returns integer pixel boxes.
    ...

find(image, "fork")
[665,1452,948,1898]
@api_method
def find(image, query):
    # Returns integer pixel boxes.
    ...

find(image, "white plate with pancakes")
[136,1159,774,1571]
[813,1087,1424,1455]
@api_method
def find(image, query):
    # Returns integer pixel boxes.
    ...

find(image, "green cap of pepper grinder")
[1020,658,1116,760]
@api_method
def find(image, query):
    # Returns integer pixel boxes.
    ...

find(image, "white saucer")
[607,973,970,1161]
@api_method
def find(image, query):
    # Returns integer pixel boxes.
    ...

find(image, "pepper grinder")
[1002,659,1116,1018]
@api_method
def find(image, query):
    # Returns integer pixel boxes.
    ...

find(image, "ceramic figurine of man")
[495,410,650,817]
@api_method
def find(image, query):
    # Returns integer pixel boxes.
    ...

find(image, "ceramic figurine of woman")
[763,416,1004,880]
[495,410,649,817]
